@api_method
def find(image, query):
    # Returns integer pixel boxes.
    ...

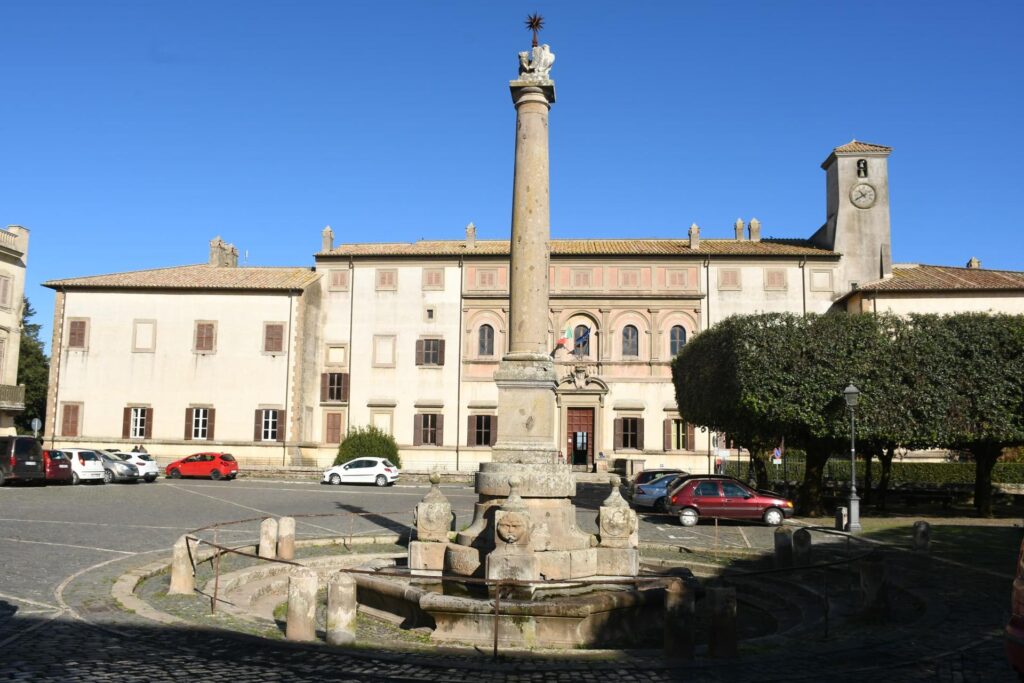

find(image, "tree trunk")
[972,443,1000,517]
[878,445,895,510]
[863,449,874,506]
[798,448,829,517]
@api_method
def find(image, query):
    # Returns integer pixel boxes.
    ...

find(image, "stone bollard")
[662,577,695,660]
[169,535,194,595]
[793,528,812,567]
[326,572,358,646]
[707,586,738,658]
[859,554,889,618]
[286,567,319,642]
[912,521,931,552]
[277,517,296,561]
[773,527,794,569]
[835,506,849,532]
[259,517,278,559]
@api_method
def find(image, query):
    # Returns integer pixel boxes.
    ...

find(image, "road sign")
[30,417,42,437]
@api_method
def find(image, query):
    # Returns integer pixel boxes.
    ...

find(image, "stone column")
[169,535,194,595]
[286,567,318,642]
[707,586,738,658]
[912,521,931,552]
[259,518,278,559]
[663,578,694,660]
[326,572,357,646]
[278,517,296,561]
[793,528,812,567]
[773,527,794,569]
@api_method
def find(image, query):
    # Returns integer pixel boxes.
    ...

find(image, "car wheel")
[763,508,784,526]
[654,497,668,513]
[72,472,80,485]
[375,474,387,487]
[103,470,113,484]
[329,473,341,485]
[169,468,181,479]
[210,469,222,481]
[145,475,157,483]
[678,508,699,527]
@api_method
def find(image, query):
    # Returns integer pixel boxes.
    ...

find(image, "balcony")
[0,384,26,411]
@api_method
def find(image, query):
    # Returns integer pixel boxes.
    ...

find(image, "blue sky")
[3,1,1022,351]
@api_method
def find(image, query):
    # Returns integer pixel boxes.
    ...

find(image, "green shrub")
[745,459,1024,487]
[334,425,400,468]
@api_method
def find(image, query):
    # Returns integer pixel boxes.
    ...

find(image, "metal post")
[848,407,862,532]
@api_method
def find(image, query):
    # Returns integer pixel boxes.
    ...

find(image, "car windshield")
[77,451,98,461]
[220,454,236,462]
[14,438,41,459]
[647,473,679,488]
[382,460,395,468]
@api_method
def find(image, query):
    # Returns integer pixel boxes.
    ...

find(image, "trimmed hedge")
[726,460,1024,487]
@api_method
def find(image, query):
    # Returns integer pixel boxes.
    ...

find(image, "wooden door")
[566,408,595,467]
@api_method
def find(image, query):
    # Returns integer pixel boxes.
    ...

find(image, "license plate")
[59,464,69,469]
[25,461,36,466]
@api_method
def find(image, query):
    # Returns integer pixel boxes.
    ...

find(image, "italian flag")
[557,325,573,347]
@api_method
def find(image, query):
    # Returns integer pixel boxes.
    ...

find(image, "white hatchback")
[322,457,399,487]
[113,452,160,482]
[62,448,106,485]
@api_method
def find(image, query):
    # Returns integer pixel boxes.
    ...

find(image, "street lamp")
[842,383,862,533]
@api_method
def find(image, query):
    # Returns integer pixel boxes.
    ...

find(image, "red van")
[0,436,45,485]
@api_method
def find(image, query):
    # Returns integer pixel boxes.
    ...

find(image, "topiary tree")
[334,425,401,468]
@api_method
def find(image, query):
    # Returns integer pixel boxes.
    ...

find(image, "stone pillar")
[409,473,453,576]
[663,578,694,660]
[169,535,194,595]
[707,586,738,658]
[859,554,889,618]
[277,517,296,561]
[793,528,812,567]
[286,567,318,642]
[773,527,794,569]
[326,572,357,646]
[912,521,931,552]
[259,518,278,559]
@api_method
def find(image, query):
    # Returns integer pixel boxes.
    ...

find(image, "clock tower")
[811,140,893,293]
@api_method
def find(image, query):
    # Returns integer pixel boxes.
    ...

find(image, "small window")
[765,269,787,290]
[68,319,88,349]
[671,419,688,450]
[718,269,741,290]
[194,321,216,353]
[573,325,591,357]
[416,339,444,366]
[376,269,397,291]
[192,408,209,440]
[477,270,497,289]
[621,417,641,449]
[857,159,868,178]
[321,372,349,402]
[129,407,147,439]
[263,323,285,353]
[0,275,11,308]
[622,325,639,357]
[572,270,592,288]
[478,324,495,356]
[667,270,688,288]
[424,307,436,322]
[423,268,444,290]
[61,403,81,437]
[325,412,343,444]
[470,415,495,446]
[670,325,687,356]
[260,409,279,441]
[619,270,639,288]
[419,413,440,446]
[328,269,350,291]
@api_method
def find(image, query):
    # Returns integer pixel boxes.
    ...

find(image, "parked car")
[668,475,794,527]
[627,467,684,497]
[114,452,159,482]
[631,472,690,512]
[42,449,73,485]
[96,451,140,483]
[0,436,45,486]
[322,457,399,487]
[1006,535,1024,677]
[165,452,238,480]
[62,448,107,485]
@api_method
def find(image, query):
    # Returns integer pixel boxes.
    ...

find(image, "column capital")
[509,81,556,106]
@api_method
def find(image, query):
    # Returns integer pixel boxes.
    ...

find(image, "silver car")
[631,472,689,513]
[97,451,140,483]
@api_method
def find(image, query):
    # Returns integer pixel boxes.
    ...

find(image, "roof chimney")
[748,218,761,242]
[465,222,476,249]
[209,236,225,266]
[321,225,334,253]
[966,257,981,269]
[734,218,745,241]
[688,223,700,250]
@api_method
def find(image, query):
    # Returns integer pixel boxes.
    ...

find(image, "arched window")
[670,325,687,355]
[478,324,494,356]
[622,325,639,358]
[573,324,591,357]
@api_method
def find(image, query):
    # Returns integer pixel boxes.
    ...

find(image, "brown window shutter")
[413,414,423,446]
[489,416,498,446]
[69,320,86,348]
[185,408,193,440]
[436,413,444,446]
[62,405,79,437]
[340,373,350,402]
[637,419,645,451]
[320,373,329,402]
[613,418,623,450]
[122,407,131,439]
[437,339,446,366]
[265,324,284,353]
[276,410,285,442]
[254,410,262,441]
[663,419,672,451]
[208,408,216,440]
[687,423,696,451]
[467,415,475,446]
[415,340,424,366]
[145,408,154,439]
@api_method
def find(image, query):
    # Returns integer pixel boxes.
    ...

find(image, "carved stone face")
[496,512,530,545]
[601,507,632,537]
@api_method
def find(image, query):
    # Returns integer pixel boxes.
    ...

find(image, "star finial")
[525,13,544,48]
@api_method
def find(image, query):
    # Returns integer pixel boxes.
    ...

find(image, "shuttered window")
[468,415,497,447]
[263,323,285,353]
[123,407,153,440]
[329,269,349,290]
[415,339,445,366]
[663,419,693,451]
[614,417,644,450]
[414,413,443,446]
[320,373,350,402]
[61,404,80,437]
[254,409,284,442]
[325,412,343,443]
[68,320,88,349]
[194,322,216,352]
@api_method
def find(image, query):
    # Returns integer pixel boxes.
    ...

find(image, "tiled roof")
[856,264,1024,293]
[833,140,893,154]
[320,238,836,258]
[43,264,319,291]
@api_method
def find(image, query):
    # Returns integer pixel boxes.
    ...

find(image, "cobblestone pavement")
[0,478,1019,681]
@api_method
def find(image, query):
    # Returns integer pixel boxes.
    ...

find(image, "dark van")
[0,436,45,485]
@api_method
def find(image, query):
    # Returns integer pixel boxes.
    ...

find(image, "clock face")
[850,183,877,209]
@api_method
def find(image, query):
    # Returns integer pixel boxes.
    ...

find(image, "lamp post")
[842,384,862,533]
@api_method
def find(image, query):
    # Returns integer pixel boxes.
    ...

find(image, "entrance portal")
[566,407,594,469]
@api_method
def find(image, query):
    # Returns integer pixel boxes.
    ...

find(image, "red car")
[1006,537,1024,677]
[42,449,73,484]
[165,452,238,480]
[668,475,794,527]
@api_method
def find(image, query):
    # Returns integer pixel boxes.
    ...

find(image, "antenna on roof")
[243,249,249,265]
